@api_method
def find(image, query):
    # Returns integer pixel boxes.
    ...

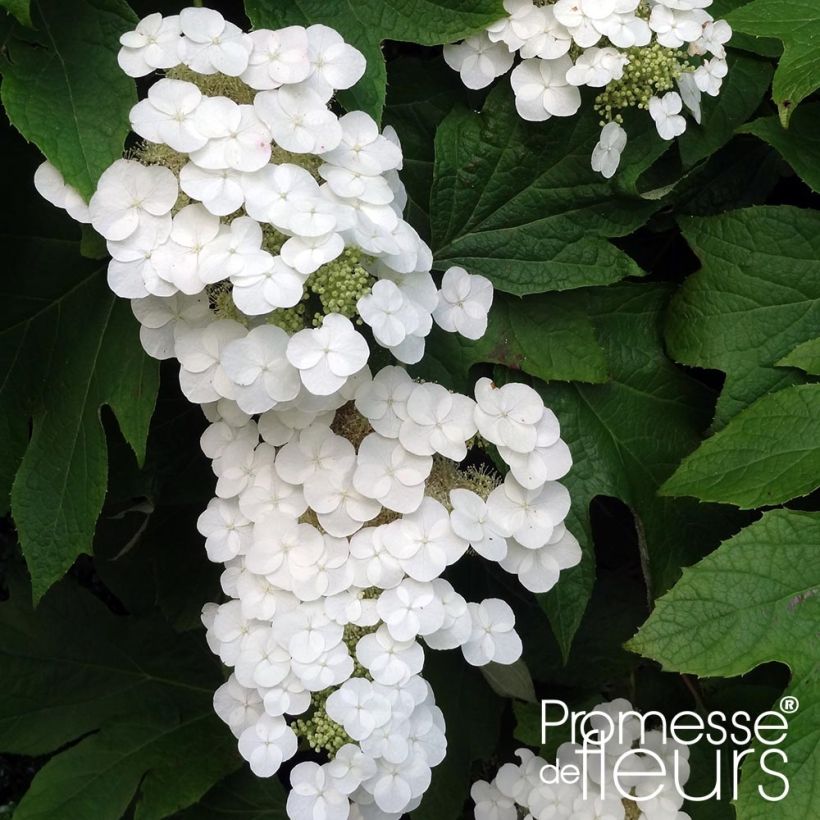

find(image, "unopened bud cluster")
[34,7,581,820]
[444,0,732,178]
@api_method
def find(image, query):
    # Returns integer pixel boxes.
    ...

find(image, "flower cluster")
[444,0,732,177]
[34,7,580,819]
[472,698,693,820]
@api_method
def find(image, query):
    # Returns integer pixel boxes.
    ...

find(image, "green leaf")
[533,283,740,609]
[727,0,820,126]
[176,769,287,819]
[0,575,240,818]
[669,206,820,428]
[676,381,820,507]
[678,51,773,168]
[244,0,503,122]
[662,384,820,508]
[382,56,469,238]
[629,509,820,819]
[412,291,608,393]
[778,337,820,376]
[411,650,502,819]
[430,87,664,295]
[480,659,537,703]
[0,231,158,600]
[0,0,137,198]
[0,0,32,27]
[709,0,782,57]
[740,103,820,193]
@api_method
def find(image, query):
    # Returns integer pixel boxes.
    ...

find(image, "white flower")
[358,279,419,348]
[356,624,424,685]
[118,13,182,77]
[649,91,687,140]
[321,111,403,175]
[387,497,468,582]
[245,512,324,576]
[354,365,412,438]
[189,98,272,173]
[304,472,381,538]
[471,780,517,820]
[199,216,270,283]
[276,424,355,485]
[487,474,571,549]
[129,78,206,153]
[153,203,221,294]
[281,232,345,275]
[179,6,252,77]
[288,762,350,820]
[326,744,378,795]
[175,319,246,404]
[242,161,319,231]
[213,674,263,738]
[519,6,573,60]
[377,580,445,642]
[287,314,369,395]
[500,527,582,593]
[655,0,711,8]
[349,526,405,589]
[432,266,493,340]
[325,678,392,741]
[399,383,477,462]
[303,23,366,100]
[221,324,302,413]
[700,19,732,58]
[486,0,544,52]
[498,408,572,489]
[106,217,175,299]
[565,47,628,87]
[462,599,522,666]
[33,161,90,223]
[553,0,606,47]
[596,11,652,49]
[591,121,627,179]
[239,464,307,522]
[649,6,705,48]
[449,488,508,561]
[242,26,312,90]
[237,714,298,777]
[89,159,177,241]
[694,57,728,96]
[179,163,244,216]
[255,85,343,154]
[677,71,703,123]
[510,57,582,121]
[231,255,307,314]
[423,579,473,650]
[444,33,514,91]
[197,497,252,562]
[354,433,431,514]
[130,292,210,360]
[474,377,543,452]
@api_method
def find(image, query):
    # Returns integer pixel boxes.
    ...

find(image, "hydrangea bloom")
[35,9,580,819]
[444,0,731,177]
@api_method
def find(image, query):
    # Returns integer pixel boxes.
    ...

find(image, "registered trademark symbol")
[780,696,800,714]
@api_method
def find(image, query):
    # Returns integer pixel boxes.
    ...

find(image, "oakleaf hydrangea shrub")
[472,698,693,820]
[34,7,582,818]
[444,0,731,177]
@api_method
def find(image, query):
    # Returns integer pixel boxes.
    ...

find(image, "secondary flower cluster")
[472,698,693,820]
[34,7,580,819]
[444,0,732,178]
